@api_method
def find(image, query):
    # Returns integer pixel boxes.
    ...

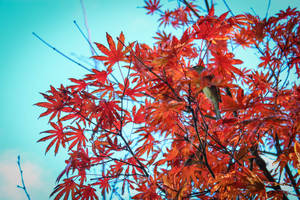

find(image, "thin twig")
[204,0,210,12]
[250,7,258,16]
[72,20,119,84]
[79,0,100,71]
[274,133,300,198]
[250,143,289,200]
[32,32,92,72]
[265,0,271,19]
[73,20,98,57]
[80,0,95,55]
[17,155,31,200]
[90,173,147,181]
[182,0,201,18]
[33,32,119,84]
[221,0,234,16]
[116,37,182,102]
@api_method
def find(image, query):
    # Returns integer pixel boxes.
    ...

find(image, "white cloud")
[0,150,50,200]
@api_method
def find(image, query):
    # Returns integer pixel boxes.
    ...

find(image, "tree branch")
[17,155,31,200]
[274,133,300,199]
[32,32,92,73]
[250,146,288,200]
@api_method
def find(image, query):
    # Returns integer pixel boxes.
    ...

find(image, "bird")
[192,65,222,120]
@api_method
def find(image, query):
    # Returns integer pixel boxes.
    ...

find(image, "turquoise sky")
[0,0,299,199]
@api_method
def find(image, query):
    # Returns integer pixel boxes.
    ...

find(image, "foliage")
[36,0,300,199]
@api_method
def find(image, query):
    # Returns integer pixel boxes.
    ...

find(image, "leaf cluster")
[36,1,300,199]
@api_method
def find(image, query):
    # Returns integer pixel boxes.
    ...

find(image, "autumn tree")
[36,0,300,199]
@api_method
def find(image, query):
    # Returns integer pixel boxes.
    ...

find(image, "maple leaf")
[221,88,247,112]
[193,10,230,41]
[159,10,173,27]
[233,28,253,47]
[35,85,73,121]
[96,100,121,128]
[38,121,70,155]
[93,174,111,196]
[77,185,99,200]
[132,177,161,200]
[117,78,145,101]
[153,31,171,44]
[131,105,145,124]
[144,0,161,15]
[71,147,91,168]
[67,123,88,150]
[93,32,129,68]
[294,141,300,174]
[135,128,159,158]
[85,68,110,85]
[50,178,80,200]
[182,165,200,184]
[69,78,88,91]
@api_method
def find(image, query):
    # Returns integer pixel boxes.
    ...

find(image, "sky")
[0,0,299,199]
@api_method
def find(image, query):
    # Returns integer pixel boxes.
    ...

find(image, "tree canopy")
[36,0,300,199]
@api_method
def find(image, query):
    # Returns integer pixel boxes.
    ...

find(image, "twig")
[32,32,92,72]
[80,0,95,56]
[265,0,271,19]
[33,31,119,84]
[116,37,182,102]
[204,0,210,12]
[17,155,31,200]
[119,133,150,177]
[79,0,101,71]
[73,20,120,84]
[90,173,147,181]
[250,7,258,16]
[221,0,234,16]
[182,0,201,18]
[250,145,289,200]
[281,66,290,89]
[73,20,98,57]
[274,133,300,199]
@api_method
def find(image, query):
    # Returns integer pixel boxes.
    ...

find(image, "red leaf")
[144,0,161,15]
[93,32,129,67]
[38,122,70,155]
[67,123,88,150]
[50,178,80,200]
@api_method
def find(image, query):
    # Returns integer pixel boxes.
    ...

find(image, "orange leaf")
[294,141,300,174]
[93,32,129,67]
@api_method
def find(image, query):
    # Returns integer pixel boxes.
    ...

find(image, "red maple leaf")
[93,32,129,68]
[144,0,161,15]
[67,123,88,150]
[78,185,99,200]
[117,78,145,101]
[50,178,80,200]
[35,85,72,121]
[93,173,111,196]
[38,121,70,155]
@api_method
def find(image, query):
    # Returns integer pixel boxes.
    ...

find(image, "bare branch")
[73,20,98,58]
[265,0,271,19]
[17,155,31,200]
[32,32,92,72]
[221,0,234,16]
